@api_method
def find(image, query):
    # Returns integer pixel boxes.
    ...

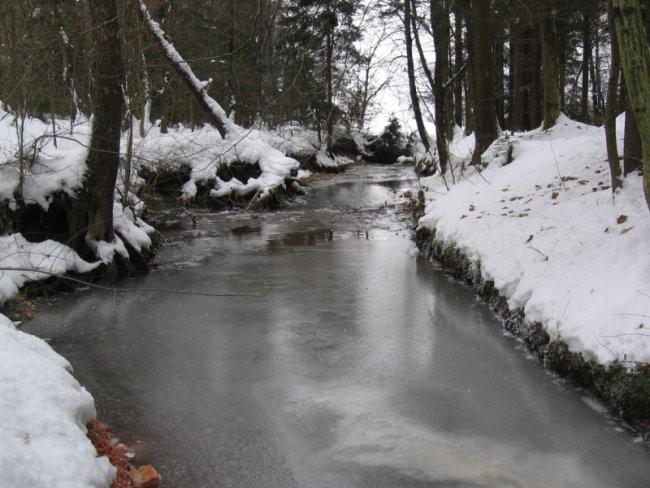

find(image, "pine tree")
[276,0,362,149]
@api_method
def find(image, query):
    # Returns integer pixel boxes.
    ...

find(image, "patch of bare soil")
[86,420,162,488]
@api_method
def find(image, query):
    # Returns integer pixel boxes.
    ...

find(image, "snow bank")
[132,122,355,201]
[0,313,115,487]
[0,110,88,209]
[0,234,100,304]
[419,114,650,365]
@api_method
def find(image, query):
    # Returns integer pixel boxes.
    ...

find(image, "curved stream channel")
[27,165,650,487]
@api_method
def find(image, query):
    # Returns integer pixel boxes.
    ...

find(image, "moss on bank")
[415,226,650,440]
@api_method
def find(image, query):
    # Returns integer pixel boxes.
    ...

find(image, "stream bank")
[415,225,650,441]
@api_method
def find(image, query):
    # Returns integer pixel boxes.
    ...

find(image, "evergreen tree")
[276,0,362,148]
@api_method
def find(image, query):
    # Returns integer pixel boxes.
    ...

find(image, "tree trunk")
[511,23,527,131]
[470,0,497,164]
[494,34,505,129]
[69,0,122,258]
[581,12,592,122]
[613,0,650,209]
[605,0,622,191]
[529,27,543,128]
[428,0,451,173]
[403,0,431,153]
[538,3,561,129]
[325,0,335,156]
[453,6,464,127]
[624,94,643,174]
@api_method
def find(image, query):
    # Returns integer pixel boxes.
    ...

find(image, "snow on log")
[136,0,236,138]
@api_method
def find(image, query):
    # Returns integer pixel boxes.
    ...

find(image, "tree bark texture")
[403,0,431,154]
[325,0,335,156]
[581,13,592,122]
[613,0,650,209]
[453,7,464,127]
[470,0,497,164]
[605,0,622,191]
[69,0,122,256]
[429,0,451,173]
[538,4,561,129]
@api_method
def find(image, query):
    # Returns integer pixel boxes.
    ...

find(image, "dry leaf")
[617,215,628,224]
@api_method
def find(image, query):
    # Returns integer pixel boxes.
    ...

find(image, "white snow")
[0,313,115,487]
[0,107,158,486]
[0,234,100,304]
[419,113,650,365]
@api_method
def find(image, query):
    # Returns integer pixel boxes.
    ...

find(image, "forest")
[4,2,650,486]
[2,0,650,274]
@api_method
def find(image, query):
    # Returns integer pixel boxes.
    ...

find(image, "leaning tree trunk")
[69,0,122,259]
[411,0,447,172]
[136,0,235,138]
[403,0,431,155]
[613,0,650,210]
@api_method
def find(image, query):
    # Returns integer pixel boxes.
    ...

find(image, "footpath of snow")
[419,114,650,365]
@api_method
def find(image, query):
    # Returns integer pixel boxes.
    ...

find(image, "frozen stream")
[27,165,650,487]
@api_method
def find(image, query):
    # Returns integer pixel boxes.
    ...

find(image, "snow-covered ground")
[419,114,650,366]
[0,314,116,487]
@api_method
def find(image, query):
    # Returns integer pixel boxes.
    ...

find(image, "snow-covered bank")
[133,122,354,203]
[0,105,353,485]
[0,313,115,487]
[418,114,650,366]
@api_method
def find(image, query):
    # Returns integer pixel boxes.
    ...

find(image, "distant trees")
[4,0,650,213]
[391,0,650,190]
[276,0,362,151]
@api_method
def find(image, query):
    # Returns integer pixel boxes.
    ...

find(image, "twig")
[526,244,549,261]
[548,133,567,191]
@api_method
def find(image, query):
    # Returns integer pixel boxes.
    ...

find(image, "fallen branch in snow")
[526,244,549,261]
[548,133,567,191]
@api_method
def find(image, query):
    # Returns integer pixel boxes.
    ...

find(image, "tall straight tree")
[430,0,452,174]
[69,0,123,260]
[537,0,561,129]
[469,0,497,165]
[605,0,622,192]
[612,0,650,210]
